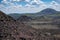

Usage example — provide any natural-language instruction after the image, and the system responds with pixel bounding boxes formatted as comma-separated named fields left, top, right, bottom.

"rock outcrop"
left=17, top=15, right=32, bottom=22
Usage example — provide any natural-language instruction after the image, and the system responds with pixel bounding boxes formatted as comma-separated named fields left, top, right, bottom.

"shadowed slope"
left=0, top=11, right=15, bottom=21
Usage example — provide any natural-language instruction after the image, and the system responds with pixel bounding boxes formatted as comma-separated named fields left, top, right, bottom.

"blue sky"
left=41, top=0, right=60, bottom=3
left=0, top=0, right=60, bottom=3
left=41, top=0, right=53, bottom=3
left=0, top=0, right=60, bottom=5
left=0, top=0, right=60, bottom=14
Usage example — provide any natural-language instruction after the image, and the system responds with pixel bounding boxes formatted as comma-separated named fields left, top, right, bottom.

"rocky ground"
left=0, top=11, right=60, bottom=40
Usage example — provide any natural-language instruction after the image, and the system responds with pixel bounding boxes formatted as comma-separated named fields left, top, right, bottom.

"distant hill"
left=36, top=8, right=59, bottom=16
left=8, top=13, right=22, bottom=20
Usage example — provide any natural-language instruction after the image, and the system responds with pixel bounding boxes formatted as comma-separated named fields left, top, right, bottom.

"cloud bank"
left=0, top=0, right=60, bottom=14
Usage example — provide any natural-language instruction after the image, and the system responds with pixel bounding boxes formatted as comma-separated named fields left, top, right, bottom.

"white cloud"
left=49, top=1, right=60, bottom=11
left=0, top=4, right=7, bottom=13
left=25, top=0, right=31, bottom=2
left=30, top=0, right=45, bottom=5
left=29, top=0, right=47, bottom=8
left=3, top=0, right=7, bottom=2
left=17, top=0, right=21, bottom=1
left=2, top=0, right=8, bottom=3
left=1, top=0, right=12, bottom=6
left=0, top=0, right=47, bottom=14
left=50, top=1, right=59, bottom=5
left=9, top=0, right=21, bottom=2
left=24, top=4, right=31, bottom=7
left=13, top=0, right=17, bottom=1
left=12, top=0, right=21, bottom=1
left=55, top=0, right=60, bottom=2
left=0, top=4, right=47, bottom=14
left=30, top=0, right=40, bottom=5
left=0, top=0, right=60, bottom=14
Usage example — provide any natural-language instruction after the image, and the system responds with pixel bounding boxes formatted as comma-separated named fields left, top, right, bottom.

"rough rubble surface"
left=0, top=11, right=60, bottom=40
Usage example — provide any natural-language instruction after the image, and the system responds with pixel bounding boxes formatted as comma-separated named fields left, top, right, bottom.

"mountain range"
left=8, top=8, right=60, bottom=19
